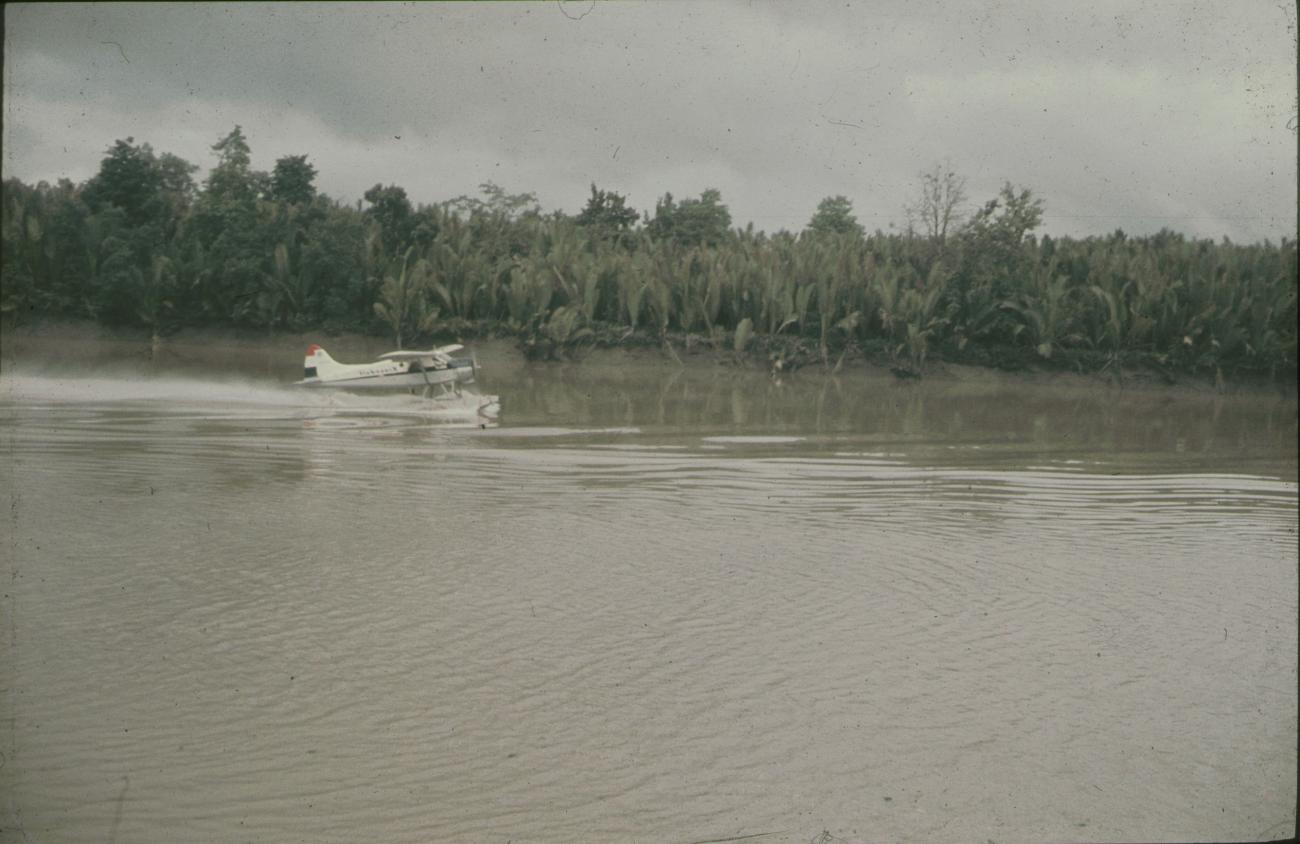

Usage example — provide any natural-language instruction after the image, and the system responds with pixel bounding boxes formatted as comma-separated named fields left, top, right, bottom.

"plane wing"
left=377, top=344, right=464, bottom=362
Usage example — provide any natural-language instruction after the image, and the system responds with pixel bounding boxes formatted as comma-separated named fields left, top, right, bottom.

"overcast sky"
left=4, top=1, right=1296, bottom=241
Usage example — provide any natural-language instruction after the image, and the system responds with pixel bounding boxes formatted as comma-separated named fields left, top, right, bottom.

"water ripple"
left=2, top=375, right=1295, bottom=843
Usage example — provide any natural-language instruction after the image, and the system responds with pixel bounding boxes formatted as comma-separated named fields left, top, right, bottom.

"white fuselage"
left=295, top=345, right=475, bottom=390
left=296, top=361, right=472, bottom=389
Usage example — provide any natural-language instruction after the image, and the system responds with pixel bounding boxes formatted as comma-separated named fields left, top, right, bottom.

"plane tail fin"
left=303, top=344, right=338, bottom=378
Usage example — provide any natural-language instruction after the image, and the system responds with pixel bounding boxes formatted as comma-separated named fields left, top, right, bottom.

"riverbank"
left=1, top=318, right=1295, bottom=401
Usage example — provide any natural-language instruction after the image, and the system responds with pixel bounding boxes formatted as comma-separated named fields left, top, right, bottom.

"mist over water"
left=1, top=339, right=1296, bottom=843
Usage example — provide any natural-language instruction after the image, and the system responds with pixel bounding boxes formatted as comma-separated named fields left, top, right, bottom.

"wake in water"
left=0, top=371, right=500, bottom=426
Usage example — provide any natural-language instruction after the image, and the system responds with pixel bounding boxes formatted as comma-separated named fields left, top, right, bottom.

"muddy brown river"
left=1, top=335, right=1296, bottom=843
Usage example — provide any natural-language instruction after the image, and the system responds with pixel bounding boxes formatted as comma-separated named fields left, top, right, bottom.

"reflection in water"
left=1, top=357, right=1296, bottom=844
left=489, top=363, right=1296, bottom=478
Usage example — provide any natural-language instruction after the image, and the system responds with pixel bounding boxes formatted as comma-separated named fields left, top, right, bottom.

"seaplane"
left=294, top=344, right=498, bottom=417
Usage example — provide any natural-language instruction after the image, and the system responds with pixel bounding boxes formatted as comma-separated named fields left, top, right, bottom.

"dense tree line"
left=2, top=128, right=1295, bottom=378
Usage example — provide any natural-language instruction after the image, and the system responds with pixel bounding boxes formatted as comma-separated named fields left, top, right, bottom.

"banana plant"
left=255, top=241, right=315, bottom=330
left=876, top=261, right=949, bottom=372
left=372, top=246, right=439, bottom=348
left=811, top=236, right=862, bottom=362
left=1000, top=258, right=1081, bottom=359
left=519, top=303, right=593, bottom=361
left=543, top=304, right=592, bottom=348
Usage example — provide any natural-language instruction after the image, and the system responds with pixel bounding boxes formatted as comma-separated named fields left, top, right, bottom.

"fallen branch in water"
left=687, top=831, right=787, bottom=844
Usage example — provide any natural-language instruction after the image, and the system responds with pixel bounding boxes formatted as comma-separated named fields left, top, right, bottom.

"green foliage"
left=575, top=183, right=639, bottom=237
left=807, top=196, right=864, bottom=238
left=372, top=246, right=439, bottom=348
left=80, top=139, right=198, bottom=245
left=82, top=138, right=162, bottom=226
left=999, top=259, right=1080, bottom=359
left=964, top=182, right=1044, bottom=248
left=449, top=182, right=540, bottom=221
left=647, top=189, right=732, bottom=247
left=2, top=131, right=1294, bottom=382
left=205, top=126, right=266, bottom=204
left=255, top=241, right=315, bottom=331
left=270, top=155, right=318, bottom=205
left=363, top=184, right=414, bottom=258
left=518, top=304, right=593, bottom=360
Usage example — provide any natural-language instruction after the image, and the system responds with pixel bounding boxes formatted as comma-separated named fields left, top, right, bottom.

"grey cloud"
left=3, top=0, right=1295, bottom=240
